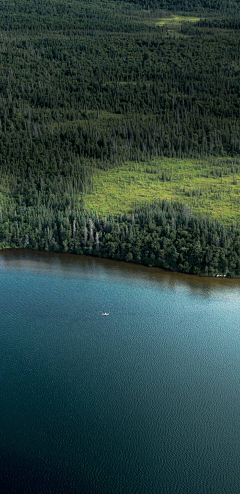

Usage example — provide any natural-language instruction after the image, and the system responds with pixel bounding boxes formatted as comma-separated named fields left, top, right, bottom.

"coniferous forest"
left=0, top=0, right=240, bottom=276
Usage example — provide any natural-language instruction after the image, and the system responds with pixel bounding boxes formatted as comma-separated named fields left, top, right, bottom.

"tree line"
left=1, top=190, right=240, bottom=276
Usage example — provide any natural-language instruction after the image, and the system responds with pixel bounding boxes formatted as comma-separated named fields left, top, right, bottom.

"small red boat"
left=102, top=312, right=109, bottom=316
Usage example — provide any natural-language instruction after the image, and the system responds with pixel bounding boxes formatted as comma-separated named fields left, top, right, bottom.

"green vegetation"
left=85, top=158, right=240, bottom=223
left=117, top=0, right=239, bottom=14
left=156, top=15, right=201, bottom=28
left=0, top=0, right=240, bottom=275
left=1, top=194, right=240, bottom=277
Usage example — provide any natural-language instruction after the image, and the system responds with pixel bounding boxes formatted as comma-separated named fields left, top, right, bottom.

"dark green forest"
left=116, top=0, right=239, bottom=12
left=0, top=0, right=240, bottom=276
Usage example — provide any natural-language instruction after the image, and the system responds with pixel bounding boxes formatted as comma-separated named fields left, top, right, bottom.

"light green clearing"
left=84, top=158, right=240, bottom=224
left=156, top=15, right=200, bottom=28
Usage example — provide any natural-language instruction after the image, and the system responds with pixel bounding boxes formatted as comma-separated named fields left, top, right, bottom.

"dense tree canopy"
left=0, top=0, right=240, bottom=275
left=115, top=0, right=239, bottom=13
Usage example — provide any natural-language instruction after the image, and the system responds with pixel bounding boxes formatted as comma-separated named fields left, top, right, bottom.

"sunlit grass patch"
left=156, top=15, right=200, bottom=28
left=84, top=157, right=240, bottom=224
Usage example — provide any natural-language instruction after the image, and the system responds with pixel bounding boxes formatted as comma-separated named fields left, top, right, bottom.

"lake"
left=0, top=249, right=240, bottom=494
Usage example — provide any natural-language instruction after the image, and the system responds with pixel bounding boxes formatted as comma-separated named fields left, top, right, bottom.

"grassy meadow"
left=84, top=157, right=240, bottom=223
left=156, top=15, right=201, bottom=28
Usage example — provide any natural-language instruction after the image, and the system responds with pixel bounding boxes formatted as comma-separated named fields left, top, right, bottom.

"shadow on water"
left=0, top=248, right=240, bottom=297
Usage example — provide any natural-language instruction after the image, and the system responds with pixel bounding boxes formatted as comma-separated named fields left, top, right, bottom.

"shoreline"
left=0, top=247, right=239, bottom=285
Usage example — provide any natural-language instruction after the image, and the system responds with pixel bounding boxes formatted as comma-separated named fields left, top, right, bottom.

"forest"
left=0, top=0, right=240, bottom=276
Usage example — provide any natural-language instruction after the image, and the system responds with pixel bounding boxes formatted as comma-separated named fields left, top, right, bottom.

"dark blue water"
left=0, top=250, right=240, bottom=494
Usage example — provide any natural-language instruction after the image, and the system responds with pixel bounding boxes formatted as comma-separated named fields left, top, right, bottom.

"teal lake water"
left=1, top=249, right=240, bottom=494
